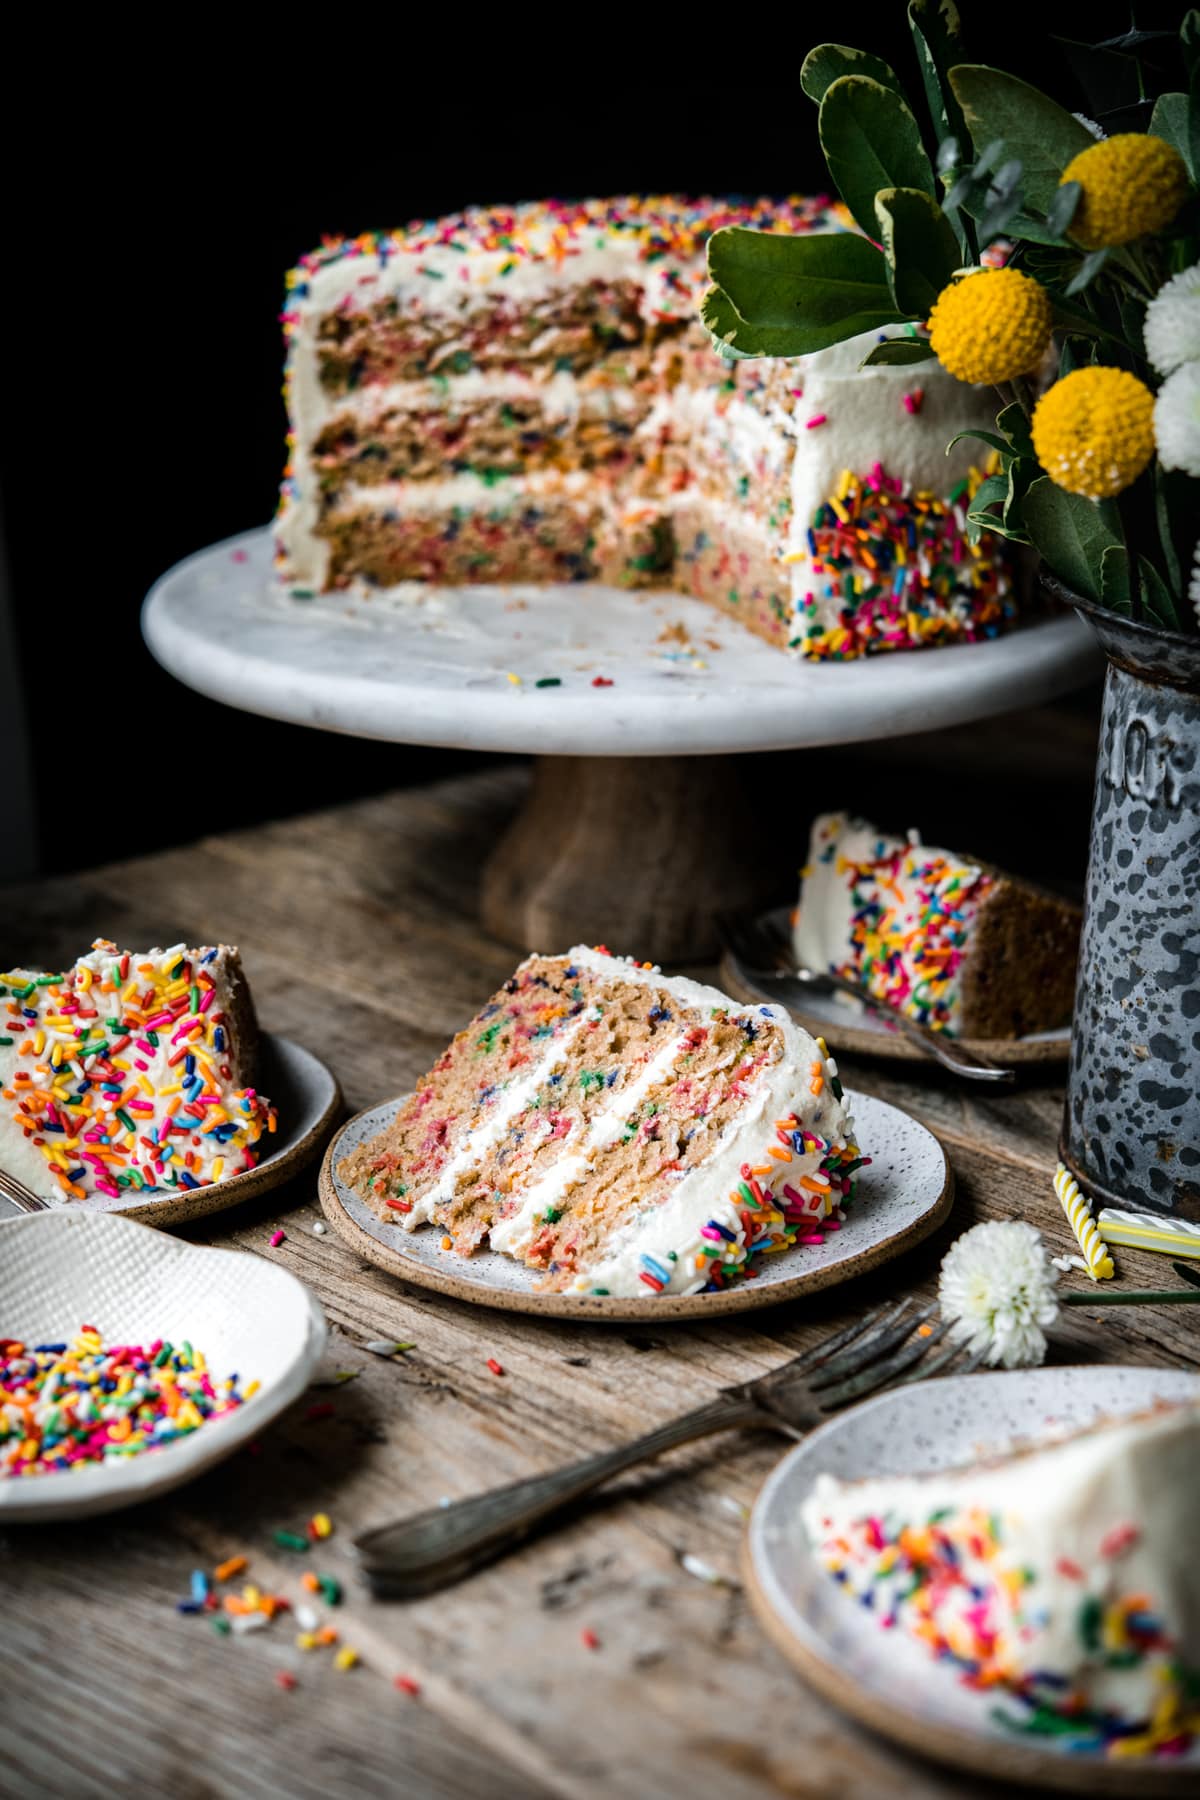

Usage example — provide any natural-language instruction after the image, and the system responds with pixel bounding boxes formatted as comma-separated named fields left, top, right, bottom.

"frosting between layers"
left=421, top=947, right=856, bottom=1298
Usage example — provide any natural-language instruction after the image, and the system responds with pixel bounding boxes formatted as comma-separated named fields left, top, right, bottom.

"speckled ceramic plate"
left=0, top=1211, right=326, bottom=1521
left=746, top=1365, right=1200, bottom=1796
left=317, top=1088, right=952, bottom=1321
left=721, top=907, right=1072, bottom=1068
left=0, top=1034, right=342, bottom=1227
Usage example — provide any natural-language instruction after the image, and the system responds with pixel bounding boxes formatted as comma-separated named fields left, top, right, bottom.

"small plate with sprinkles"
left=0, top=1210, right=326, bottom=1520
left=318, top=1087, right=953, bottom=1322
left=745, top=1365, right=1200, bottom=1796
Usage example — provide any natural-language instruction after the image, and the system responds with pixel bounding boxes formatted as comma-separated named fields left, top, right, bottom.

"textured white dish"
left=142, top=527, right=1099, bottom=758
left=0, top=1212, right=326, bottom=1520
left=747, top=1365, right=1200, bottom=1794
left=0, top=1032, right=341, bottom=1223
left=319, top=1088, right=952, bottom=1321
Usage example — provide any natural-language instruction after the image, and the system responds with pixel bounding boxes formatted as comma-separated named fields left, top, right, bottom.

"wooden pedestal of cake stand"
left=480, top=754, right=780, bottom=962
left=141, top=527, right=1101, bottom=966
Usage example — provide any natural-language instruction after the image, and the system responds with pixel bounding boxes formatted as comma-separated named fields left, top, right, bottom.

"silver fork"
left=0, top=1169, right=48, bottom=1213
left=716, top=909, right=1015, bottom=1085
left=353, top=1298, right=983, bottom=1598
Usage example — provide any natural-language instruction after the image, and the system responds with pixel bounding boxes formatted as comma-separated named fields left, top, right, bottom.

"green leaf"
left=1064, top=249, right=1110, bottom=297
left=996, top=401, right=1035, bottom=459
left=819, top=75, right=936, bottom=239
left=703, top=230, right=904, bottom=357
left=909, top=1, right=969, bottom=146
left=1183, top=11, right=1200, bottom=81
left=1022, top=476, right=1123, bottom=601
left=965, top=472, right=1008, bottom=544
left=1100, top=544, right=1133, bottom=615
left=859, top=336, right=937, bottom=365
left=1155, top=464, right=1193, bottom=597
left=946, top=428, right=1014, bottom=459
left=1150, top=92, right=1196, bottom=182
left=873, top=187, right=960, bottom=314
left=1138, top=556, right=1182, bottom=630
left=948, top=66, right=1096, bottom=214
left=801, top=44, right=905, bottom=105
left=1045, top=181, right=1081, bottom=239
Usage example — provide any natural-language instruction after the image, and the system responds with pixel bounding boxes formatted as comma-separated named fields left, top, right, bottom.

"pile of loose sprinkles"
left=0, top=1329, right=253, bottom=1477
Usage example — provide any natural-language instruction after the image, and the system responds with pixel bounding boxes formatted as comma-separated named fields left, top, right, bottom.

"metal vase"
left=1051, top=578, right=1200, bottom=1219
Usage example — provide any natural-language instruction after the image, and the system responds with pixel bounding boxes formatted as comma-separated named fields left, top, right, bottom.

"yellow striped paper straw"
left=1098, top=1208, right=1200, bottom=1259
left=1054, top=1162, right=1115, bottom=1281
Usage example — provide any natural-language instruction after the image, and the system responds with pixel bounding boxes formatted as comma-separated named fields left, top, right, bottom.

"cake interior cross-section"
left=277, top=197, right=1018, bottom=661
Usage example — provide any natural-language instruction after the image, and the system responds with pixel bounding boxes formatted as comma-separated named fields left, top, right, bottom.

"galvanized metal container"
left=1051, top=579, right=1200, bottom=1218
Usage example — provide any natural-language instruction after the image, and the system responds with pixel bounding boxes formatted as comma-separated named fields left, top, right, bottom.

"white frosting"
left=409, top=946, right=854, bottom=1298
left=793, top=811, right=990, bottom=1034
left=801, top=1401, right=1200, bottom=1727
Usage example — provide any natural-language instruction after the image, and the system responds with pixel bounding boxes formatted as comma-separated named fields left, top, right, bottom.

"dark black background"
left=1, top=4, right=1178, bottom=876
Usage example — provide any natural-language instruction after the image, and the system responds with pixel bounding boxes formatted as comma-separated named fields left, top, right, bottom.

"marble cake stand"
left=142, top=526, right=1099, bottom=960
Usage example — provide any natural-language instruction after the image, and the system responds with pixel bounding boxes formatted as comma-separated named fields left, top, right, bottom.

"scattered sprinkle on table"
left=680, top=1553, right=726, bottom=1585
left=276, top=1671, right=297, bottom=1691
left=534, top=677, right=561, bottom=688
left=309, top=1511, right=333, bottom=1539
left=486, top=1357, right=505, bottom=1377
left=273, top=1530, right=309, bottom=1553
left=0, top=1329, right=250, bottom=1477
left=581, top=1628, right=601, bottom=1651
left=269, top=1229, right=286, bottom=1247
left=305, top=1401, right=335, bottom=1421
left=395, top=1675, right=421, bottom=1697
left=311, top=1222, right=327, bottom=1235
left=364, top=1340, right=413, bottom=1357
left=591, top=676, right=614, bottom=687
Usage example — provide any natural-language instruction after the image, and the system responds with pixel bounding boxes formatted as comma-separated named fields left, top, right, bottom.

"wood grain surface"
left=5, top=713, right=1198, bottom=1800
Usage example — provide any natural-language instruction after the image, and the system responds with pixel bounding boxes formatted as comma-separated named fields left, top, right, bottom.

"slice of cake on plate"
left=793, top=812, right=1081, bottom=1038
left=338, top=946, right=862, bottom=1297
left=802, top=1399, right=1200, bottom=1756
left=276, top=196, right=1016, bottom=660
left=0, top=941, right=275, bottom=1202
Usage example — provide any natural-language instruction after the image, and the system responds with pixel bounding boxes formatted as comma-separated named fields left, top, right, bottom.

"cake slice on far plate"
left=802, top=1398, right=1200, bottom=1757
left=793, top=811, right=1081, bottom=1039
left=338, top=946, right=863, bottom=1298
left=0, top=941, right=275, bottom=1202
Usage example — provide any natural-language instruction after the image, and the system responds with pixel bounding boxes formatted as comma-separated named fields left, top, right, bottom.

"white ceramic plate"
left=746, top=1365, right=1200, bottom=1795
left=0, top=1211, right=326, bottom=1520
left=0, top=1032, right=342, bottom=1225
left=318, top=1088, right=953, bottom=1321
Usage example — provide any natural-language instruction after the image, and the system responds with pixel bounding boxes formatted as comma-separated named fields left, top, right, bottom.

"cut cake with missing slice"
left=338, top=946, right=862, bottom=1297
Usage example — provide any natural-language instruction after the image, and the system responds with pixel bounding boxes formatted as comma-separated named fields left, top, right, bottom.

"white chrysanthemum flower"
left=1144, top=263, right=1200, bottom=377
left=938, top=1220, right=1059, bottom=1368
left=1154, top=362, right=1200, bottom=476
left=1071, top=112, right=1105, bottom=140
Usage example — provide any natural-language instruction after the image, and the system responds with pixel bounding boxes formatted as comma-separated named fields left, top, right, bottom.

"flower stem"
left=1061, top=1289, right=1200, bottom=1306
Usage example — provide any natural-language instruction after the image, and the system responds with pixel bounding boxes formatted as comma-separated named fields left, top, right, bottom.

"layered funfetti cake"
left=0, top=941, right=275, bottom=1201
left=794, top=812, right=1080, bottom=1038
left=277, top=197, right=1016, bottom=661
left=802, top=1400, right=1200, bottom=1758
left=338, top=947, right=863, bottom=1297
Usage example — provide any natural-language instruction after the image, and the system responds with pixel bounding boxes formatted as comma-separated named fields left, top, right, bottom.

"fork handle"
left=353, top=1391, right=762, bottom=1597
left=800, top=968, right=1015, bottom=1084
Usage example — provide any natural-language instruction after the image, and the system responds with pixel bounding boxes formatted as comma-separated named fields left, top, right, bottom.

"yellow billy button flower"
left=1060, top=134, right=1190, bottom=249
left=927, top=268, right=1053, bottom=385
left=1031, top=367, right=1156, bottom=500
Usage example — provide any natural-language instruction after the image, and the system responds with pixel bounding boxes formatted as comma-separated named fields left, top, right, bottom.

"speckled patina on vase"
left=1054, top=582, right=1200, bottom=1218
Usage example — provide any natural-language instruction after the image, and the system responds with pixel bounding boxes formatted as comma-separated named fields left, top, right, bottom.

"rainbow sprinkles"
left=0, top=941, right=274, bottom=1203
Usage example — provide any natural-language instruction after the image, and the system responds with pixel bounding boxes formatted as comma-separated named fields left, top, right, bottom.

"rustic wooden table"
left=5, top=712, right=1198, bottom=1800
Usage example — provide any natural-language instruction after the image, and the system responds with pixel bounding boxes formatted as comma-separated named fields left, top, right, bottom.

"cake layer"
left=793, top=812, right=1080, bottom=1037
left=339, top=947, right=861, bottom=1297
left=802, top=1400, right=1200, bottom=1755
left=0, top=941, right=274, bottom=1202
